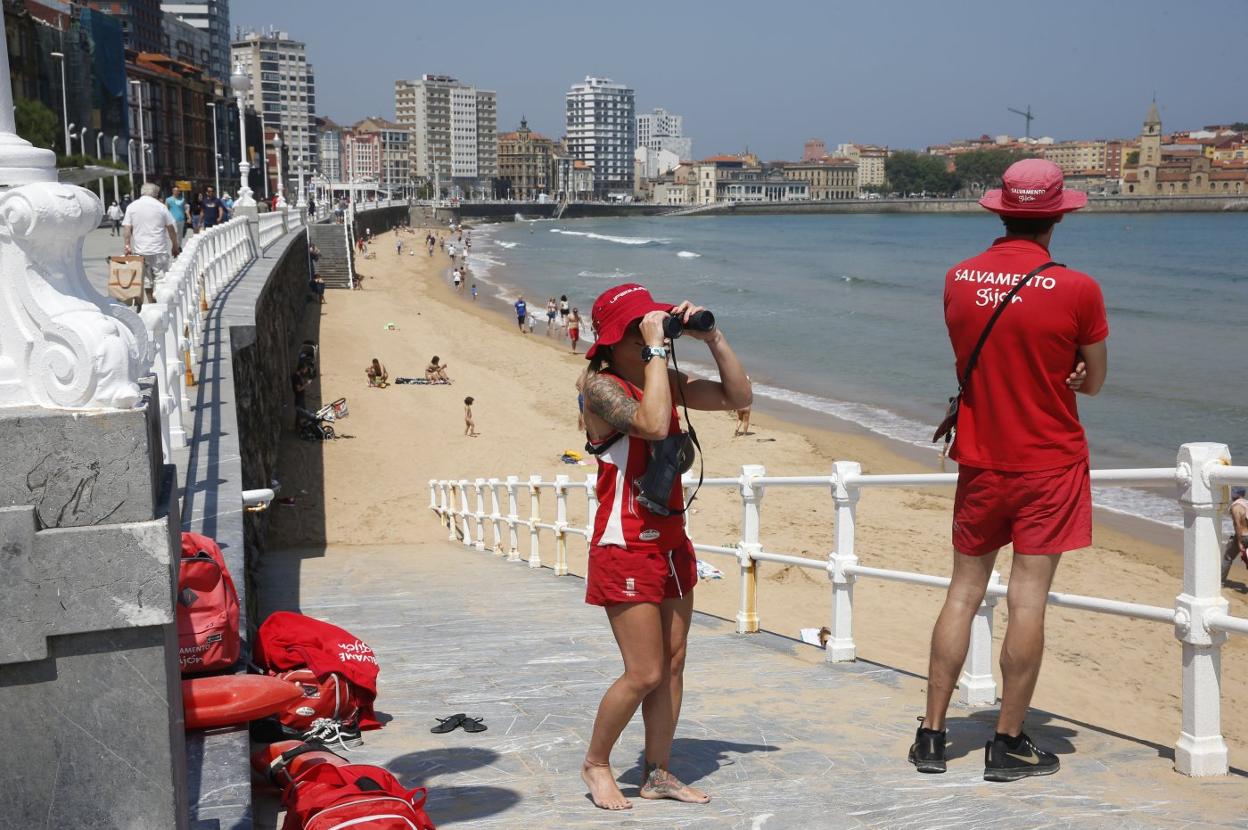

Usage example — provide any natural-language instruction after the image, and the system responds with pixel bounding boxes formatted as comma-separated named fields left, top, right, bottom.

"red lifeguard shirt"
left=944, top=237, right=1109, bottom=472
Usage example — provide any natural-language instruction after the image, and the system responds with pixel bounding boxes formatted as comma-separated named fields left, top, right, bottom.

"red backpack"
left=275, top=668, right=359, bottom=732
left=178, top=532, right=241, bottom=674
left=281, top=762, right=435, bottom=830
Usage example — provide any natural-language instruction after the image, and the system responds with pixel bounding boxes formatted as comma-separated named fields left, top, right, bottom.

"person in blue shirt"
left=165, top=186, right=187, bottom=241
left=198, top=186, right=223, bottom=228
left=514, top=295, right=528, bottom=333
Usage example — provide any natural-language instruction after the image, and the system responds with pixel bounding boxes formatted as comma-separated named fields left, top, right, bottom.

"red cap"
left=979, top=158, right=1087, bottom=217
left=585, top=283, right=671, bottom=360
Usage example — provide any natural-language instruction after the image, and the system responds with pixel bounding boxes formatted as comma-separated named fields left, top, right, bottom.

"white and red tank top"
left=588, top=373, right=687, bottom=553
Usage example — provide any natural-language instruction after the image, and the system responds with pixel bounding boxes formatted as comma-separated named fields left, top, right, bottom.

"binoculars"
left=662, top=309, right=716, bottom=340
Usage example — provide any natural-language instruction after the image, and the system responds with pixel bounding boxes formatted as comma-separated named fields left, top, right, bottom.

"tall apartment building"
left=161, top=12, right=211, bottom=71
left=635, top=106, right=692, bottom=178
left=315, top=116, right=342, bottom=181
left=231, top=29, right=317, bottom=181
left=566, top=77, right=636, bottom=197
left=161, top=1, right=229, bottom=81
left=84, top=0, right=165, bottom=53
left=835, top=143, right=888, bottom=192
left=394, top=75, right=498, bottom=197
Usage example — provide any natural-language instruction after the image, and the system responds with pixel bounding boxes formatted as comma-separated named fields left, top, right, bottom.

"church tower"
left=1138, top=100, right=1162, bottom=195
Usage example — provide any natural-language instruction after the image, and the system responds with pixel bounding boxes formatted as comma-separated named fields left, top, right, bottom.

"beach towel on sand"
left=395, top=377, right=451, bottom=385
left=255, top=611, right=382, bottom=729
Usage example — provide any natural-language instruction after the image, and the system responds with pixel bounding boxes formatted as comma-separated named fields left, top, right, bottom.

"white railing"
left=137, top=205, right=306, bottom=459
left=430, top=442, right=1248, bottom=778
left=343, top=202, right=356, bottom=289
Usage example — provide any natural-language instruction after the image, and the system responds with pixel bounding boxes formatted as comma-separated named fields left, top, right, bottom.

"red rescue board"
left=183, top=675, right=303, bottom=730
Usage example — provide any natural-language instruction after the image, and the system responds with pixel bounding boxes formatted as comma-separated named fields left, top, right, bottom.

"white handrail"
left=428, top=441, right=1248, bottom=778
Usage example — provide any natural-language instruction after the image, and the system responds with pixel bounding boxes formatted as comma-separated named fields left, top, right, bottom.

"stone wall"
left=354, top=205, right=411, bottom=238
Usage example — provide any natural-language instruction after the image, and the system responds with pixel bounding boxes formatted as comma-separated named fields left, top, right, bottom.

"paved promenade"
left=255, top=541, right=1246, bottom=829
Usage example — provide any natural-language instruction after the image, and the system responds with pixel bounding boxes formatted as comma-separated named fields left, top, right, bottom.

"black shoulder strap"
left=956, top=260, right=1061, bottom=393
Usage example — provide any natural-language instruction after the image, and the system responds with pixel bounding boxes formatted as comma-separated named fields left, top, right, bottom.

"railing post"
left=1174, top=442, right=1231, bottom=776
left=473, top=478, right=487, bottom=551
left=439, top=481, right=451, bottom=530
left=446, top=482, right=458, bottom=541
left=528, top=475, right=543, bottom=569
left=457, top=481, right=474, bottom=547
left=736, top=464, right=764, bottom=634
left=428, top=479, right=438, bottom=512
left=827, top=460, right=861, bottom=662
left=488, top=478, right=504, bottom=555
left=554, top=474, right=570, bottom=576
left=505, top=476, right=521, bottom=560
left=957, top=570, right=1000, bottom=706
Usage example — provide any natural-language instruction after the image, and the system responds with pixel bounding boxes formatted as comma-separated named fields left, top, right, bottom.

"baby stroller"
left=295, top=407, right=334, bottom=441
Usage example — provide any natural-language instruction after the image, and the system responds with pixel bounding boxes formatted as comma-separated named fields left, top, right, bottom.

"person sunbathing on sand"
left=426, top=356, right=450, bottom=383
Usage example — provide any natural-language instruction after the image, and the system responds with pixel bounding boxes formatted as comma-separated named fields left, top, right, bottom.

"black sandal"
left=430, top=713, right=466, bottom=734
left=460, top=717, right=488, bottom=733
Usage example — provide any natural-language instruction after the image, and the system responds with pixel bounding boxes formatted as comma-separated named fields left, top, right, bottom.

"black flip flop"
left=431, top=713, right=466, bottom=734
left=461, top=717, right=488, bottom=733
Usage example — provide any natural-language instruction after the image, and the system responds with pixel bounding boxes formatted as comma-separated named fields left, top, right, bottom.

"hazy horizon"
left=236, top=0, right=1247, bottom=159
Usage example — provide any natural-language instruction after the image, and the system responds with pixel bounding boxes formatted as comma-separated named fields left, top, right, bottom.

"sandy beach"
left=270, top=223, right=1248, bottom=755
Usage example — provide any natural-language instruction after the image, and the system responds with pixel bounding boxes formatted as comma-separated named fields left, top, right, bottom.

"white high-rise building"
left=394, top=75, right=498, bottom=198
left=637, top=107, right=681, bottom=149
left=566, top=77, right=636, bottom=197
left=231, top=29, right=318, bottom=181
left=636, top=106, right=692, bottom=178
left=162, top=0, right=230, bottom=81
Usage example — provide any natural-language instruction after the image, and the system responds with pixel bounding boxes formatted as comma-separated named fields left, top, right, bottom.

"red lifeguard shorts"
left=952, top=460, right=1092, bottom=556
left=586, top=539, right=697, bottom=606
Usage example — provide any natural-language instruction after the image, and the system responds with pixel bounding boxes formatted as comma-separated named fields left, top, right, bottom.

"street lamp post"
left=273, top=133, right=286, bottom=207
left=50, top=51, right=69, bottom=156
left=229, top=64, right=255, bottom=207
left=95, top=131, right=105, bottom=200
left=110, top=135, right=120, bottom=202
left=129, top=79, right=147, bottom=184
left=127, top=138, right=135, bottom=196
left=207, top=101, right=220, bottom=194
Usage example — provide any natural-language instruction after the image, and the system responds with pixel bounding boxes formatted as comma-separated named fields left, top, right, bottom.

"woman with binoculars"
left=578, top=283, right=752, bottom=811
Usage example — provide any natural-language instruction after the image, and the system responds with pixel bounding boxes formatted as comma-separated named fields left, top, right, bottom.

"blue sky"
left=237, top=0, right=1247, bottom=159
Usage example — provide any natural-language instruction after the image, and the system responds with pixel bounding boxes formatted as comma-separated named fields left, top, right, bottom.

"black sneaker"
left=908, top=719, right=947, bottom=774
left=984, top=731, right=1059, bottom=782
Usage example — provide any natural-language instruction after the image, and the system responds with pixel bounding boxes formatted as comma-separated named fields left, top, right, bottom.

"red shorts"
left=585, top=539, right=697, bottom=606
left=952, top=460, right=1092, bottom=556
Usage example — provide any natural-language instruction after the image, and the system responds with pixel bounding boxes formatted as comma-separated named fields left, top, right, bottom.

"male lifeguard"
left=910, top=159, right=1109, bottom=781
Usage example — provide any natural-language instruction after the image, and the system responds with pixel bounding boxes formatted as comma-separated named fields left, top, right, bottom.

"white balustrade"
left=429, top=441, right=1248, bottom=778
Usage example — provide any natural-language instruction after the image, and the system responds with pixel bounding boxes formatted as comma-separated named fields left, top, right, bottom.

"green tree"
left=885, top=151, right=960, bottom=196
left=15, top=98, right=58, bottom=151
left=954, top=148, right=1038, bottom=191
left=1126, top=150, right=1139, bottom=165
left=1230, top=122, right=1248, bottom=132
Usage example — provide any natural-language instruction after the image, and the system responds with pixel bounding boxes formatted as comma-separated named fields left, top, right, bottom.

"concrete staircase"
left=308, top=222, right=353, bottom=289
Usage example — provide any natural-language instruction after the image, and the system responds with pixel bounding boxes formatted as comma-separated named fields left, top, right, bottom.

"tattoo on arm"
left=583, top=373, right=637, bottom=434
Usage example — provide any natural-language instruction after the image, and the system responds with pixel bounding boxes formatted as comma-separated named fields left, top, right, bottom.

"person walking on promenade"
left=199, top=186, right=223, bottom=229
left=165, top=185, right=188, bottom=242
left=123, top=182, right=181, bottom=306
left=514, top=295, right=528, bottom=333
left=910, top=159, right=1108, bottom=782
left=1221, top=487, right=1248, bottom=583
left=107, top=201, right=124, bottom=235
left=578, top=283, right=752, bottom=810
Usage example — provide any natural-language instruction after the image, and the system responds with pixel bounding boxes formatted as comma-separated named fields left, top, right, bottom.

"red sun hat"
left=585, top=283, right=672, bottom=360
left=979, top=158, right=1087, bottom=217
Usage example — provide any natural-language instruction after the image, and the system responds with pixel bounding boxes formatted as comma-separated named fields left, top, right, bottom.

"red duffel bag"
left=177, top=532, right=241, bottom=674
left=281, top=762, right=435, bottom=830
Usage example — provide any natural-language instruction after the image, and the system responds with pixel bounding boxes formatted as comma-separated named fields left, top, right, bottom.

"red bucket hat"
left=979, top=158, right=1087, bottom=217
left=585, top=283, right=672, bottom=360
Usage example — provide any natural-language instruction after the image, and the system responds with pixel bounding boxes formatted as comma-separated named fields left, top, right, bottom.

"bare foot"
left=639, top=768, right=710, bottom=804
left=581, top=761, right=631, bottom=810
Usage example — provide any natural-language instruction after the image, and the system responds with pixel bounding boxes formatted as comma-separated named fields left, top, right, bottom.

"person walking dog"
left=911, top=159, right=1108, bottom=782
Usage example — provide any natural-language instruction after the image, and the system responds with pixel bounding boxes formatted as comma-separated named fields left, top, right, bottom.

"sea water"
left=463, top=211, right=1248, bottom=527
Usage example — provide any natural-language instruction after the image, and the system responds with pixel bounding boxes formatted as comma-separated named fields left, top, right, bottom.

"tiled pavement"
left=255, top=541, right=1246, bottom=829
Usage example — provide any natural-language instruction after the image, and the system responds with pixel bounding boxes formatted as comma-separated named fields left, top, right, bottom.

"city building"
left=566, top=76, right=636, bottom=197
left=835, top=143, right=888, bottom=192
left=692, top=155, right=809, bottom=203
left=84, top=0, right=164, bottom=54
left=231, top=28, right=318, bottom=187
left=634, top=146, right=682, bottom=181
left=160, top=1, right=230, bottom=82
left=351, top=116, right=410, bottom=195
left=1040, top=140, right=1108, bottom=176
left=497, top=117, right=560, bottom=200
left=161, top=11, right=210, bottom=71
left=782, top=158, right=858, bottom=200
left=803, top=139, right=826, bottom=161
left=315, top=115, right=342, bottom=181
left=1124, top=102, right=1247, bottom=196
left=128, top=51, right=215, bottom=189
left=636, top=106, right=691, bottom=176
left=394, top=74, right=498, bottom=198
left=343, top=130, right=379, bottom=185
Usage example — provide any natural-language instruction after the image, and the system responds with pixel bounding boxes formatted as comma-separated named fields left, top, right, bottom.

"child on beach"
left=568, top=307, right=581, bottom=353
left=463, top=396, right=478, bottom=437
left=471, top=283, right=478, bottom=301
